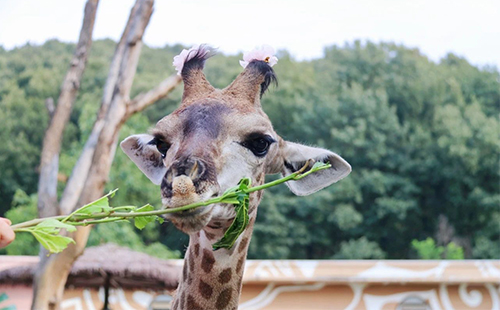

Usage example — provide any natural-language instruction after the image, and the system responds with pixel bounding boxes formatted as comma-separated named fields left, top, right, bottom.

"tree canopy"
left=0, top=40, right=498, bottom=259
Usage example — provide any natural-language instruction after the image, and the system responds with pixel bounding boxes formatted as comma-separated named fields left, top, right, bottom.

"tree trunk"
left=33, top=0, right=99, bottom=308
left=32, top=0, right=181, bottom=309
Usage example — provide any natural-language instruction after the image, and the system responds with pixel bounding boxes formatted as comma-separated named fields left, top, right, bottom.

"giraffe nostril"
left=170, top=158, right=207, bottom=182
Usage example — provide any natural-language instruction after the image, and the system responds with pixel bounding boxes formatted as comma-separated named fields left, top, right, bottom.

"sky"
left=0, top=0, right=499, bottom=68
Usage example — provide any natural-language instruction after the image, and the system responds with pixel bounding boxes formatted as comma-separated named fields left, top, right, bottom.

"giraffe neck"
left=172, top=219, right=255, bottom=310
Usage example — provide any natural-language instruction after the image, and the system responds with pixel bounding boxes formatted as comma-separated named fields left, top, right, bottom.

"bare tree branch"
left=76, top=0, right=154, bottom=203
left=31, top=1, right=99, bottom=309
left=59, top=0, right=141, bottom=215
left=36, top=0, right=99, bottom=220
left=126, top=74, right=181, bottom=116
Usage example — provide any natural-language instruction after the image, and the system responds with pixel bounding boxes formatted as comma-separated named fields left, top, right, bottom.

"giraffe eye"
left=149, top=138, right=170, bottom=159
left=241, top=134, right=275, bottom=157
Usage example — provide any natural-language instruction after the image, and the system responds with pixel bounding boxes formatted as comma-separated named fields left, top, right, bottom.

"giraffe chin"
left=165, top=205, right=214, bottom=234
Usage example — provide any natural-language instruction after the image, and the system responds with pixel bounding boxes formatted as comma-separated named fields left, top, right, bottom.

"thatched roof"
left=0, top=243, right=181, bottom=290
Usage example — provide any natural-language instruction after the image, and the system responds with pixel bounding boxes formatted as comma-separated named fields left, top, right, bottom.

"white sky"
left=0, top=0, right=499, bottom=68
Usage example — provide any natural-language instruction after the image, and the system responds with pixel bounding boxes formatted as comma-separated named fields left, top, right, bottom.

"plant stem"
left=11, top=215, right=68, bottom=230
left=11, top=162, right=331, bottom=231
left=66, top=217, right=128, bottom=226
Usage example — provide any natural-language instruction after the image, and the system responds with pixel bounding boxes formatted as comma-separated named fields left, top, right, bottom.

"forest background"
left=0, top=39, right=498, bottom=260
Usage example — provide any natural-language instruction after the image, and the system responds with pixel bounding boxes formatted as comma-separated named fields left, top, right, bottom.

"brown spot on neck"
left=215, top=288, right=232, bottom=309
left=198, top=280, right=213, bottom=299
left=236, top=256, right=245, bottom=274
left=187, top=294, right=203, bottom=310
left=218, top=268, right=232, bottom=284
left=201, top=249, right=216, bottom=273
left=238, top=237, right=249, bottom=253
left=188, top=253, right=195, bottom=271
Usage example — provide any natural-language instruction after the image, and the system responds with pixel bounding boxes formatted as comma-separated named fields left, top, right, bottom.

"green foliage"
left=13, top=189, right=173, bottom=254
left=253, top=41, right=499, bottom=259
left=411, top=238, right=464, bottom=259
left=445, top=242, right=465, bottom=260
left=20, top=219, right=76, bottom=254
left=330, top=204, right=363, bottom=231
left=133, top=205, right=164, bottom=230
left=213, top=178, right=251, bottom=250
left=3, top=190, right=38, bottom=255
left=333, top=237, right=386, bottom=259
left=411, top=238, right=444, bottom=259
left=4, top=189, right=176, bottom=257
left=472, top=235, right=500, bottom=259
left=1, top=39, right=498, bottom=259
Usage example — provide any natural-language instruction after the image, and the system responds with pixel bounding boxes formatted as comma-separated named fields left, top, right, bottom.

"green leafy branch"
left=11, top=161, right=330, bottom=253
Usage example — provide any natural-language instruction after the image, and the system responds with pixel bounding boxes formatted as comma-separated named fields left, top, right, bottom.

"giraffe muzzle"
left=160, top=157, right=220, bottom=233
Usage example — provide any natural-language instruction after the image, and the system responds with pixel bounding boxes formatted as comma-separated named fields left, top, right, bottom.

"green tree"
left=333, top=237, right=386, bottom=259
left=411, top=238, right=464, bottom=259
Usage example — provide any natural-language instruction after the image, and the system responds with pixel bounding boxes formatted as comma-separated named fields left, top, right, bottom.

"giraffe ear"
left=280, top=142, right=351, bottom=196
left=120, top=134, right=166, bottom=185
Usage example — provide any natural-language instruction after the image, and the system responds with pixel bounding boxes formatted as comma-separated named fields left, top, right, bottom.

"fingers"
left=0, top=218, right=15, bottom=248
left=0, top=218, right=12, bottom=225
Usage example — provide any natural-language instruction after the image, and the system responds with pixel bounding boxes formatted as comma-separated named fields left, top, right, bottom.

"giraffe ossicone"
left=239, top=44, right=278, bottom=68
left=173, top=45, right=214, bottom=76
left=120, top=45, right=351, bottom=309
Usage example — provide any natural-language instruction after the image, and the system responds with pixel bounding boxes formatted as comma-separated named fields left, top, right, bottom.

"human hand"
left=0, top=218, right=15, bottom=248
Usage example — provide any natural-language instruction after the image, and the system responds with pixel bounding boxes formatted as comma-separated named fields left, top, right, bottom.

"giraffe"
left=120, top=45, right=351, bottom=310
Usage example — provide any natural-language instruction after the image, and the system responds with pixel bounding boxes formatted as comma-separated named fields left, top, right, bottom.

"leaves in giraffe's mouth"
left=212, top=178, right=251, bottom=251
left=10, top=162, right=331, bottom=254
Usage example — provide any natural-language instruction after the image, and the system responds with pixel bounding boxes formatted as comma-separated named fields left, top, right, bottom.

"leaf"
left=36, top=218, right=77, bottom=232
left=0, top=293, right=8, bottom=303
left=133, top=205, right=157, bottom=230
left=238, top=177, right=251, bottom=190
left=213, top=192, right=250, bottom=250
left=29, top=229, right=75, bottom=253
left=311, top=161, right=328, bottom=170
left=220, top=178, right=252, bottom=205
left=133, top=204, right=163, bottom=229
left=70, top=189, right=118, bottom=216
left=294, top=161, right=331, bottom=180
left=18, top=219, right=78, bottom=253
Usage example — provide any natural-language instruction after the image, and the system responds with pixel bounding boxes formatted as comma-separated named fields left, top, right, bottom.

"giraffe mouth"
left=161, top=175, right=220, bottom=233
left=162, top=175, right=219, bottom=206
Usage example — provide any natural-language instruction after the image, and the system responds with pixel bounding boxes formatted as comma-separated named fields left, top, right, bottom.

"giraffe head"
left=121, top=45, right=351, bottom=235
